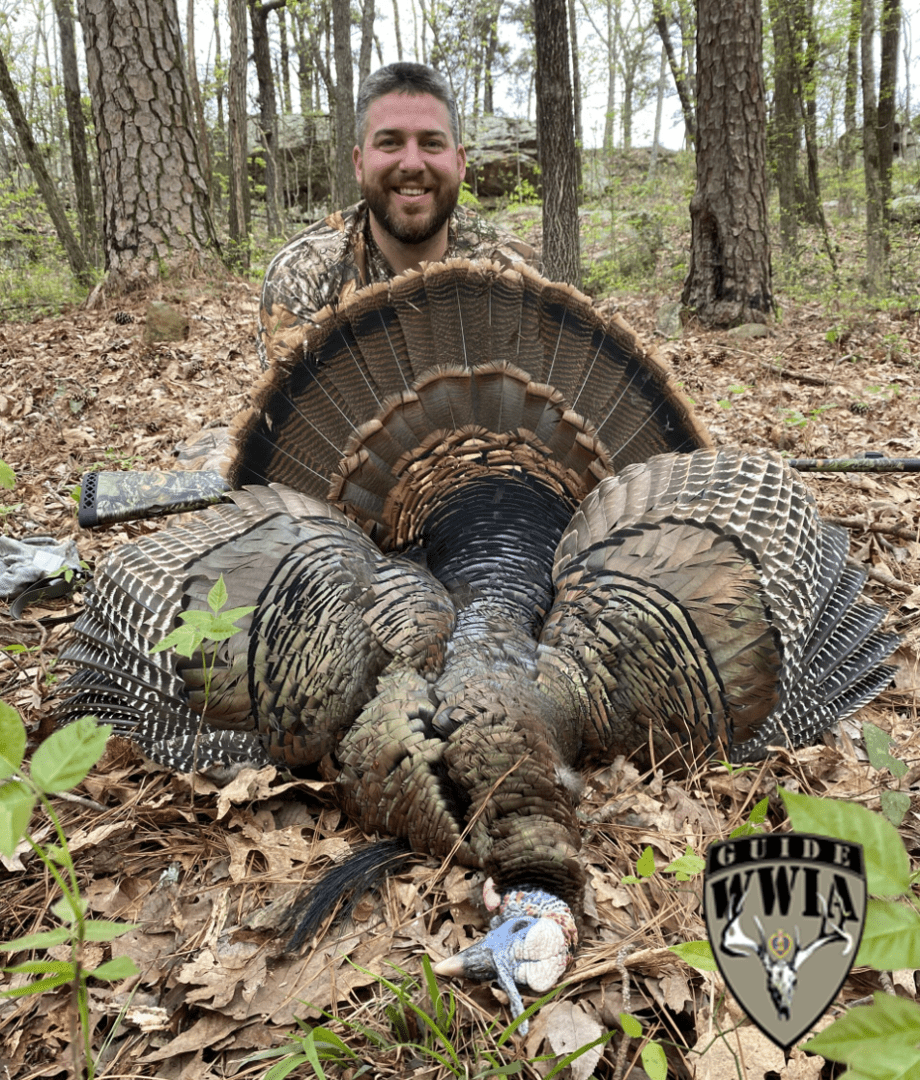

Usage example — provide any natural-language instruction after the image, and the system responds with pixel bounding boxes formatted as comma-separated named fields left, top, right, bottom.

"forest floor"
left=1, top=206, right=919, bottom=1080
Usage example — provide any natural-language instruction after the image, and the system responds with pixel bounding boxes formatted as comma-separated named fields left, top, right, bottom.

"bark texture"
left=228, top=0, right=251, bottom=269
left=53, top=0, right=98, bottom=261
left=682, top=0, right=773, bottom=326
left=78, top=0, right=220, bottom=285
left=533, top=0, right=580, bottom=286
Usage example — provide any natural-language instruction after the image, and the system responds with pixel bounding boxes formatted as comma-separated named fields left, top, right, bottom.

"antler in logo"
left=719, top=879, right=853, bottom=1021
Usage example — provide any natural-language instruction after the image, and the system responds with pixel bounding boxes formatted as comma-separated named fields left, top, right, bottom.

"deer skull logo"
left=704, top=834, right=866, bottom=1049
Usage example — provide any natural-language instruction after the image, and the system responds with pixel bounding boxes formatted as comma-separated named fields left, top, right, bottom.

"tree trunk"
left=358, top=0, right=375, bottom=89
left=860, top=0, right=898, bottom=295
left=567, top=0, right=583, bottom=196
left=77, top=0, right=220, bottom=286
left=653, top=0, right=695, bottom=145
left=278, top=5, right=293, bottom=113
left=289, top=4, right=314, bottom=112
left=332, top=0, right=359, bottom=205
left=213, top=1, right=225, bottom=130
left=533, top=0, right=580, bottom=285
left=839, top=0, right=860, bottom=216
left=52, top=0, right=98, bottom=263
left=392, top=0, right=404, bottom=61
left=228, top=0, right=251, bottom=269
left=647, top=44, right=667, bottom=182
left=682, top=0, right=772, bottom=325
left=877, top=0, right=899, bottom=223
left=769, top=1, right=799, bottom=253
left=798, top=0, right=822, bottom=222
left=186, top=0, right=213, bottom=208
left=0, top=42, right=93, bottom=288
left=482, top=0, right=502, bottom=114
left=249, top=0, right=285, bottom=234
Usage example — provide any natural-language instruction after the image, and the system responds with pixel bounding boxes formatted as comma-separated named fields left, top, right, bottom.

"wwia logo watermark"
left=704, top=834, right=866, bottom=1049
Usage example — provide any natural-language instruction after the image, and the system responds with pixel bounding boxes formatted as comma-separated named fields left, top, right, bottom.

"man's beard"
left=362, top=178, right=460, bottom=245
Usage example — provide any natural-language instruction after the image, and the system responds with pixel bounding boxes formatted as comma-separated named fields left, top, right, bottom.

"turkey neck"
left=419, top=472, right=575, bottom=635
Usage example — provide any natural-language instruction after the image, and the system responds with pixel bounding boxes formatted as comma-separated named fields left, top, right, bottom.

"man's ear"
left=455, top=144, right=467, bottom=178
left=353, top=145, right=363, bottom=182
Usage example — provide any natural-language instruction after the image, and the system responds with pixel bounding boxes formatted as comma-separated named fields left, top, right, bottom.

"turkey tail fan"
left=227, top=259, right=711, bottom=545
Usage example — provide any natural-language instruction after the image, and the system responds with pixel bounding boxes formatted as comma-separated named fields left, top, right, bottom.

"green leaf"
left=749, top=796, right=769, bottom=824
left=801, top=992, right=920, bottom=1077
left=4, top=959, right=75, bottom=977
left=669, top=940, right=717, bottom=971
left=89, top=956, right=139, bottom=981
left=0, top=460, right=14, bottom=489
left=0, top=927, right=71, bottom=951
left=620, top=874, right=641, bottom=885
left=213, top=605, right=257, bottom=626
left=31, top=717, right=110, bottom=794
left=52, top=895, right=87, bottom=925
left=856, top=900, right=920, bottom=969
left=1, top=971, right=76, bottom=996
left=641, top=1038, right=669, bottom=1080
left=664, top=847, right=705, bottom=880
left=730, top=795, right=771, bottom=836
left=0, top=701, right=25, bottom=777
left=81, top=919, right=140, bottom=942
left=208, top=574, right=228, bottom=614
left=863, top=722, right=908, bottom=779
left=880, top=790, right=910, bottom=828
left=779, top=788, right=909, bottom=897
left=309, top=1027, right=357, bottom=1060
left=151, top=620, right=205, bottom=659
left=0, top=781, right=36, bottom=857
left=635, top=845, right=656, bottom=877
left=619, top=1012, right=643, bottom=1037
left=174, top=609, right=221, bottom=630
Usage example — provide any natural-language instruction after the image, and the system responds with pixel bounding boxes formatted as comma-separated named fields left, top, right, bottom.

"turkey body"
left=56, top=260, right=898, bottom=1021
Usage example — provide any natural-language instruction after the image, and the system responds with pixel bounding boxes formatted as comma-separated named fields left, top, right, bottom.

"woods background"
left=0, top=0, right=917, bottom=320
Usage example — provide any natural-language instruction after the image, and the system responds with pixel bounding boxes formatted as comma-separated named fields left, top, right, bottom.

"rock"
left=145, top=301, right=190, bottom=343
left=656, top=301, right=684, bottom=339
left=726, top=322, right=770, bottom=340
left=462, top=116, right=540, bottom=199
left=891, top=195, right=920, bottom=225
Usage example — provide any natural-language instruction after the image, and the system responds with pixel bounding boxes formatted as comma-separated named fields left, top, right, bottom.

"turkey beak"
left=434, top=940, right=531, bottom=1033
left=433, top=917, right=542, bottom=1034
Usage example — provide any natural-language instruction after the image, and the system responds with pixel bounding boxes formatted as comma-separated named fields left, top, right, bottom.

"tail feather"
left=285, top=838, right=413, bottom=951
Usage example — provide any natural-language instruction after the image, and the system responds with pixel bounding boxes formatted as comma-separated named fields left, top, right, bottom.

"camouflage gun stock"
left=78, top=470, right=231, bottom=528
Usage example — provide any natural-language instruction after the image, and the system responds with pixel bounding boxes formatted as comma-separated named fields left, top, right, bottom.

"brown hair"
left=355, top=63, right=460, bottom=146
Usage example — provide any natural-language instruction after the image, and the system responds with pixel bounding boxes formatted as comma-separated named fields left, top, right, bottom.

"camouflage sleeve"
left=257, top=208, right=366, bottom=370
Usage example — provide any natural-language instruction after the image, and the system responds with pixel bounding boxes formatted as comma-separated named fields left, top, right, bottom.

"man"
left=257, top=62, right=539, bottom=371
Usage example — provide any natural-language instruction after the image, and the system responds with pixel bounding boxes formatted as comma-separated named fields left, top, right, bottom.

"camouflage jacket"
left=257, top=201, right=539, bottom=369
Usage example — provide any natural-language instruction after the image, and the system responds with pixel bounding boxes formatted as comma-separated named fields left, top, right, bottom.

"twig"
left=759, top=360, right=834, bottom=386
left=825, top=516, right=919, bottom=543
left=864, top=564, right=917, bottom=594
left=612, top=945, right=633, bottom=1080
left=53, top=790, right=109, bottom=813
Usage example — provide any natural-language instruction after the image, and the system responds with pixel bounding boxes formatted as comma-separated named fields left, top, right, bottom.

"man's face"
left=354, top=91, right=467, bottom=246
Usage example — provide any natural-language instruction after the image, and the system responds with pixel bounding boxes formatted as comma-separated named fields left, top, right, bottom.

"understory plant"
left=0, top=704, right=138, bottom=1080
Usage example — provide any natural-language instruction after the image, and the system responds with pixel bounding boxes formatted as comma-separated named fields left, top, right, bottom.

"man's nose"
left=399, top=138, right=424, bottom=171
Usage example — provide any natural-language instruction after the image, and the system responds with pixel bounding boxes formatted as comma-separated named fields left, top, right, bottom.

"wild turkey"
left=56, top=259, right=898, bottom=1029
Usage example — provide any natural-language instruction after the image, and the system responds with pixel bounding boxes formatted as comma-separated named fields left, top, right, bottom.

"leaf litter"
left=0, top=275, right=918, bottom=1079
